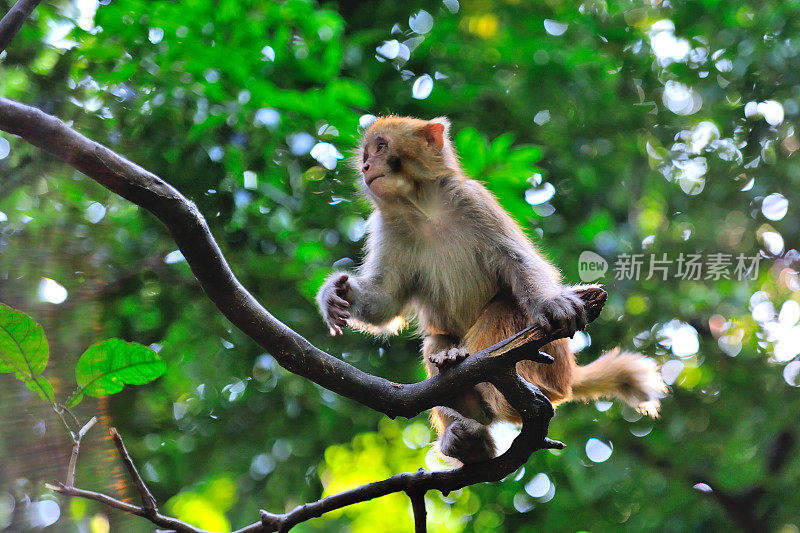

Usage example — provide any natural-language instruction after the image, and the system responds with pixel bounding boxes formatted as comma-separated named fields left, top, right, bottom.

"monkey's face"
left=359, top=134, right=414, bottom=200
left=357, top=117, right=450, bottom=202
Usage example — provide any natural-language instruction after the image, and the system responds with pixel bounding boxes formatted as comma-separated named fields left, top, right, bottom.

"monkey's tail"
left=571, top=349, right=668, bottom=417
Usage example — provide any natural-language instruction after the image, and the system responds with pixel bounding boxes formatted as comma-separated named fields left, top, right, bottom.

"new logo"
left=578, top=251, right=608, bottom=282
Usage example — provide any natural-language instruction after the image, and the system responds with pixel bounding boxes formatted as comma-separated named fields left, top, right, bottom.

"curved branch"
left=256, top=375, right=564, bottom=532
left=0, top=0, right=43, bottom=53
left=0, top=96, right=606, bottom=420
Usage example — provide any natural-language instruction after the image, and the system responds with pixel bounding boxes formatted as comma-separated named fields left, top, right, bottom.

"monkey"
left=317, top=116, right=667, bottom=464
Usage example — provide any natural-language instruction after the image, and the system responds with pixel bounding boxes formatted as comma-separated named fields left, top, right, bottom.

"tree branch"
left=66, top=416, right=96, bottom=487
left=0, top=0, right=42, bottom=53
left=408, top=491, right=427, bottom=533
left=48, top=482, right=206, bottom=533
left=109, top=427, right=158, bottom=515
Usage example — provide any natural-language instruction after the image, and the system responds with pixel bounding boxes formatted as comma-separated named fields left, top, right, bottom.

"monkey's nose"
left=362, top=162, right=370, bottom=173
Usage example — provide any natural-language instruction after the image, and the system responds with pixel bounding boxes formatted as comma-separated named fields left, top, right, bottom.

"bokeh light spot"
left=586, top=438, right=613, bottom=462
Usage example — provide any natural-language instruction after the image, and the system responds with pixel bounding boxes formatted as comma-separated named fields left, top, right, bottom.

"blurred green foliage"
left=1, top=0, right=800, bottom=531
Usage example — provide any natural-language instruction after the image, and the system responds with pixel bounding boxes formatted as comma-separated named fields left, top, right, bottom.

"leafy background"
left=1, top=0, right=799, bottom=531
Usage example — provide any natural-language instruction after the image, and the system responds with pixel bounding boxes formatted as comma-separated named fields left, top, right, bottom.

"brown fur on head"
left=354, top=116, right=460, bottom=202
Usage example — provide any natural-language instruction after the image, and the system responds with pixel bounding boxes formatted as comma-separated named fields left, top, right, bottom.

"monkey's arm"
left=462, top=180, right=592, bottom=333
left=316, top=272, right=405, bottom=335
left=317, top=224, right=409, bottom=337
left=317, top=216, right=408, bottom=336
left=493, top=232, right=593, bottom=334
left=347, top=273, right=407, bottom=331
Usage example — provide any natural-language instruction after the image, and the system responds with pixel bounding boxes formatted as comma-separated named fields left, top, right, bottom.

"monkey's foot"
left=428, top=347, right=469, bottom=369
left=439, top=418, right=496, bottom=464
left=535, top=285, right=596, bottom=335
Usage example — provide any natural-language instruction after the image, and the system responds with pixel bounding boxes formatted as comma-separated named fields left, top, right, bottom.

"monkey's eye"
left=376, top=141, right=388, bottom=152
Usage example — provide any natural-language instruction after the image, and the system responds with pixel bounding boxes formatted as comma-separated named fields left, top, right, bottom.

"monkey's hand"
left=532, top=285, right=596, bottom=335
left=439, top=418, right=496, bottom=464
left=318, top=273, right=352, bottom=336
left=428, top=346, right=469, bottom=370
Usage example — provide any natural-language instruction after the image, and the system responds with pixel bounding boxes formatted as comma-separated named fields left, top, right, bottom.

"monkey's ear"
left=422, top=122, right=446, bottom=152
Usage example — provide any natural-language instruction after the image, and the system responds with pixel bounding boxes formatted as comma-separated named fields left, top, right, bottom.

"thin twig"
left=78, top=416, right=97, bottom=438
left=52, top=403, right=81, bottom=436
left=47, top=482, right=206, bottom=533
left=0, top=0, right=43, bottom=53
left=65, top=417, right=96, bottom=487
left=60, top=404, right=82, bottom=429
left=110, top=427, right=158, bottom=514
left=65, top=440, right=80, bottom=487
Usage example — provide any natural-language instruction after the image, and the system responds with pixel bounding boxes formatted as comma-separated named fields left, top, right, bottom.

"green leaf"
left=73, top=339, right=166, bottom=401
left=65, top=389, right=84, bottom=409
left=25, top=375, right=55, bottom=402
left=0, top=303, right=49, bottom=380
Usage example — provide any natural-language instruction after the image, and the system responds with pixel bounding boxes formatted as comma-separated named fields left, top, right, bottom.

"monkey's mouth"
left=365, top=174, right=385, bottom=186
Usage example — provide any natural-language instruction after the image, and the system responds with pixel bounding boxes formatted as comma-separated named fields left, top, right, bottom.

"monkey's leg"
left=517, top=337, right=576, bottom=406
left=423, top=335, right=496, bottom=464
left=436, top=406, right=496, bottom=464
left=462, top=296, right=576, bottom=425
